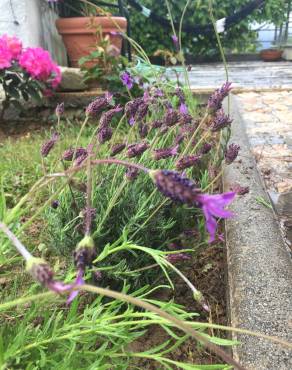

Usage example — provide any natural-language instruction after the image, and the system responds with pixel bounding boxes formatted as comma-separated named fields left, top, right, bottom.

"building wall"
left=0, top=0, right=67, bottom=65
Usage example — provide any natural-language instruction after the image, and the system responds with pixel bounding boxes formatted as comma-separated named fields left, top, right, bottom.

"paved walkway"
left=233, top=91, right=292, bottom=246
left=171, top=61, right=292, bottom=91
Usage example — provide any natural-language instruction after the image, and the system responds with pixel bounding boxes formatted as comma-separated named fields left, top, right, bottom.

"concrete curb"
left=223, top=95, right=292, bottom=369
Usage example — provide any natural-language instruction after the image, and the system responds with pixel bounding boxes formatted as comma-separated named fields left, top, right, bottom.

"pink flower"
left=0, top=40, right=12, bottom=69
left=19, top=47, right=61, bottom=88
left=2, top=34, right=22, bottom=59
left=0, top=38, right=13, bottom=69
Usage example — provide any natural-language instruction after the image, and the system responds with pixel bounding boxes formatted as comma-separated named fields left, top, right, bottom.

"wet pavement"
left=180, top=61, right=292, bottom=90
left=233, top=91, right=292, bottom=246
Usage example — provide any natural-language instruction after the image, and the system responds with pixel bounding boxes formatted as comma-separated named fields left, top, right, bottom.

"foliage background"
left=128, top=0, right=287, bottom=56
left=57, top=0, right=287, bottom=56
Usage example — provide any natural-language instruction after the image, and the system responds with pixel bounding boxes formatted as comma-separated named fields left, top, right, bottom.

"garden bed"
left=0, top=79, right=244, bottom=369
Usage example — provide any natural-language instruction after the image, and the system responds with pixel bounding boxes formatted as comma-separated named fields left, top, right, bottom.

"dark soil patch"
left=131, top=243, right=228, bottom=368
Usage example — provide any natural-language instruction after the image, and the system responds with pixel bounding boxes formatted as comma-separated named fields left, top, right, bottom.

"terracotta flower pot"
left=56, top=17, right=127, bottom=67
left=260, top=49, right=283, bottom=62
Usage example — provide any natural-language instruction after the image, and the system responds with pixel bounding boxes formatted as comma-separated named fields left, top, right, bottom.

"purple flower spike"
left=62, top=147, right=87, bottom=161
left=120, top=71, right=134, bottom=89
left=176, top=155, right=200, bottom=171
left=86, top=95, right=111, bottom=117
left=100, top=105, right=123, bottom=128
left=136, top=102, right=149, bottom=121
left=211, top=109, right=232, bottom=132
left=150, top=170, right=200, bottom=205
left=127, top=142, right=149, bottom=158
left=166, top=253, right=191, bottom=263
left=97, top=126, right=113, bottom=144
left=111, top=143, right=126, bottom=156
left=125, top=97, right=143, bottom=122
left=225, top=143, right=240, bottom=164
left=207, top=82, right=232, bottom=113
left=41, top=132, right=59, bottom=157
left=164, top=109, right=180, bottom=127
left=152, top=145, right=179, bottom=160
left=196, top=192, right=235, bottom=243
left=74, top=153, right=88, bottom=167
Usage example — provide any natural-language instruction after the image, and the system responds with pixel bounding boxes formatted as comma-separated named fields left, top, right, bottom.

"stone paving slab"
left=223, top=95, right=292, bottom=369
left=233, top=91, right=292, bottom=246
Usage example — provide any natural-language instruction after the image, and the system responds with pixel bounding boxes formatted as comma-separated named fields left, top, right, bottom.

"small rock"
left=58, top=67, right=87, bottom=91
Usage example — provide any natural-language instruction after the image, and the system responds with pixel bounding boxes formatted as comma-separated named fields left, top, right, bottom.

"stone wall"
left=0, top=0, right=67, bottom=65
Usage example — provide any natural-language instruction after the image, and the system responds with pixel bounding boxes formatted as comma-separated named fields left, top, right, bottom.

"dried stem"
left=0, top=222, right=32, bottom=261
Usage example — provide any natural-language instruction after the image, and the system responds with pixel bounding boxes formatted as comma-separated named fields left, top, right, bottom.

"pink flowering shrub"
left=0, top=34, right=61, bottom=120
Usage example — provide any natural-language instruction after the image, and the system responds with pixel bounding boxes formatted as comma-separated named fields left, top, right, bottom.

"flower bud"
left=41, top=132, right=59, bottom=157
left=26, top=257, right=54, bottom=286
left=111, top=143, right=126, bottom=156
left=55, top=102, right=64, bottom=117
left=74, top=235, right=97, bottom=270
left=225, top=144, right=240, bottom=164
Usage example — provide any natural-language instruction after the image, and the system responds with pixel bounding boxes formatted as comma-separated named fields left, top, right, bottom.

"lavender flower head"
left=150, top=170, right=200, bottom=205
left=127, top=141, right=149, bottom=158
left=207, top=82, right=232, bottom=113
left=211, top=109, right=232, bottom=132
left=163, top=109, right=179, bottom=127
left=166, top=253, right=191, bottom=263
left=62, top=147, right=87, bottom=161
left=120, top=71, right=134, bottom=89
left=73, top=235, right=97, bottom=271
left=26, top=257, right=71, bottom=294
left=176, top=155, right=200, bottom=171
left=68, top=235, right=97, bottom=304
left=178, top=112, right=193, bottom=126
left=125, top=97, right=143, bottom=125
left=136, top=102, right=149, bottom=121
left=86, top=94, right=112, bottom=117
left=97, top=126, right=113, bottom=144
left=153, top=145, right=179, bottom=160
left=174, top=87, right=185, bottom=103
left=55, top=102, right=64, bottom=117
left=41, top=132, right=59, bottom=157
left=225, top=143, right=240, bottom=164
left=111, top=142, right=126, bottom=156
left=150, top=170, right=235, bottom=242
left=100, top=105, right=123, bottom=128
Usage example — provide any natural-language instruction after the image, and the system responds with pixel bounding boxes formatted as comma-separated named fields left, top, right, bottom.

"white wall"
left=0, top=0, right=67, bottom=65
